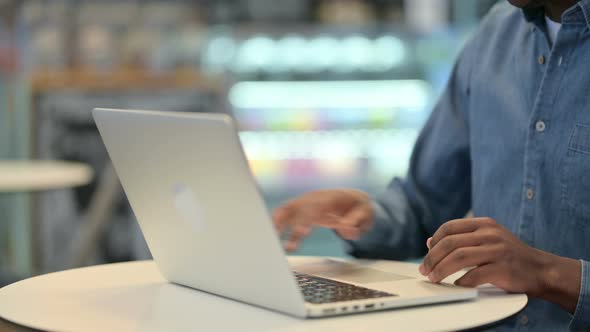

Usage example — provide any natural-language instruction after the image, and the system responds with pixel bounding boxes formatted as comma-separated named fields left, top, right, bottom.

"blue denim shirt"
left=348, top=2, right=590, bottom=331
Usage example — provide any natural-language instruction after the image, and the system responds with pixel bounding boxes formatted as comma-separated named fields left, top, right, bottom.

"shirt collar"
left=578, top=0, right=590, bottom=29
left=522, top=0, right=590, bottom=30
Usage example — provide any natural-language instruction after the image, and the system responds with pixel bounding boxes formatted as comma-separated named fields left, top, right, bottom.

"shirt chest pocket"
left=562, top=124, right=590, bottom=223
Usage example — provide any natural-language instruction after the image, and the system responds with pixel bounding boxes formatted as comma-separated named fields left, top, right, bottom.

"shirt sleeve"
left=346, top=43, right=475, bottom=261
left=570, top=260, right=590, bottom=331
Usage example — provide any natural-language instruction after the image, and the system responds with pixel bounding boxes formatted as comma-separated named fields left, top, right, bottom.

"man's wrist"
left=538, top=252, right=581, bottom=314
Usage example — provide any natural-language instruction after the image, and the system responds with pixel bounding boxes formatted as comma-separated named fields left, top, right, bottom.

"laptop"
left=92, top=108, right=477, bottom=318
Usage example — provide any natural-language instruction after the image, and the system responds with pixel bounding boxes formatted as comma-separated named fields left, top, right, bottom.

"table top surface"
left=0, top=258, right=527, bottom=332
left=0, top=161, right=93, bottom=192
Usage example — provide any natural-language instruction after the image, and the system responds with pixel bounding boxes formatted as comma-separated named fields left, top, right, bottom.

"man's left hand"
left=419, top=217, right=580, bottom=307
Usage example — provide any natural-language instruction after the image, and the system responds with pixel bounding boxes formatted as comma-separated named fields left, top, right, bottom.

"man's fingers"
left=272, top=206, right=291, bottom=222
left=429, top=219, right=479, bottom=248
left=272, top=203, right=296, bottom=232
left=335, top=226, right=363, bottom=240
left=426, top=245, right=500, bottom=283
left=333, top=204, right=372, bottom=240
left=273, top=190, right=373, bottom=243
left=341, top=204, right=370, bottom=227
left=430, top=218, right=495, bottom=249
left=454, top=263, right=499, bottom=288
left=274, top=200, right=315, bottom=251
left=420, top=233, right=487, bottom=275
left=333, top=214, right=364, bottom=240
left=284, top=224, right=312, bottom=252
left=312, top=213, right=343, bottom=229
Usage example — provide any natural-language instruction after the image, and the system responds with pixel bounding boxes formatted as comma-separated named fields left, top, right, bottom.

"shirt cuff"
left=570, top=260, right=590, bottom=331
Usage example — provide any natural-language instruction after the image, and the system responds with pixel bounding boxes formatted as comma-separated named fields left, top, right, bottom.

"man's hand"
left=419, top=217, right=581, bottom=313
left=272, top=189, right=374, bottom=252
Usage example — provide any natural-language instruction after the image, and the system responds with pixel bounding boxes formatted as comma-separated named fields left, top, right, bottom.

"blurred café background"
left=0, top=0, right=498, bottom=284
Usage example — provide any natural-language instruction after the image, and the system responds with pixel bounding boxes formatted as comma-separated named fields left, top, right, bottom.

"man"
left=273, top=0, right=590, bottom=330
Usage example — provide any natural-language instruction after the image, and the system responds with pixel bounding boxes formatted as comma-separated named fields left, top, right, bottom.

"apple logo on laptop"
left=172, top=184, right=207, bottom=232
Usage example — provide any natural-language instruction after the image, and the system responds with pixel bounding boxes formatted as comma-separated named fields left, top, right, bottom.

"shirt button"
left=526, top=189, right=534, bottom=200
left=520, top=314, right=529, bottom=325
left=535, top=121, right=546, bottom=132
left=538, top=55, right=545, bottom=65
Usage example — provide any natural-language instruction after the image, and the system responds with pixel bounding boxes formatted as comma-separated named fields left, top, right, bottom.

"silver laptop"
left=93, top=108, right=477, bottom=318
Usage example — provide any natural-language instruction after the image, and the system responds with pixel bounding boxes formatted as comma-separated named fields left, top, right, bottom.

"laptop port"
left=353, top=305, right=360, bottom=310
left=342, top=307, right=348, bottom=312
left=323, top=308, right=337, bottom=314
left=365, top=304, right=375, bottom=309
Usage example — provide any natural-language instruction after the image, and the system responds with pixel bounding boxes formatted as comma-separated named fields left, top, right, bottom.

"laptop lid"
left=93, top=108, right=307, bottom=317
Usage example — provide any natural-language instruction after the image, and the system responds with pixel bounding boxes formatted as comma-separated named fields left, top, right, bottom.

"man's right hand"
left=272, top=189, right=375, bottom=252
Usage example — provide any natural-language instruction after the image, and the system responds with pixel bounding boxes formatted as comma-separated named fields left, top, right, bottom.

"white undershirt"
left=545, top=16, right=562, bottom=45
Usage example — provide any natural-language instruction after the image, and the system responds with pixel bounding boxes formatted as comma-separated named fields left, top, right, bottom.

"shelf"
left=239, top=128, right=419, bottom=160
left=240, top=129, right=417, bottom=192
left=30, top=68, right=225, bottom=93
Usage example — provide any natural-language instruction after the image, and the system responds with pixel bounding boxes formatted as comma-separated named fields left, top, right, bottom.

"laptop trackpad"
left=294, top=259, right=413, bottom=284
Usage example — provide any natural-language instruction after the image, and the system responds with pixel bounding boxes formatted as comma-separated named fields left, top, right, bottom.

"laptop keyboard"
left=294, top=272, right=396, bottom=304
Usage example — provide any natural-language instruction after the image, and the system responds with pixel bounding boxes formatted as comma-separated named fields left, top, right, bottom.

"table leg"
left=0, top=192, right=32, bottom=280
left=65, top=163, right=122, bottom=268
left=0, top=193, right=10, bottom=277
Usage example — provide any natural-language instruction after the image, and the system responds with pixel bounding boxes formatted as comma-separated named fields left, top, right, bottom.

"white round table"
left=0, top=161, right=93, bottom=192
left=0, top=160, right=94, bottom=276
left=0, top=257, right=528, bottom=332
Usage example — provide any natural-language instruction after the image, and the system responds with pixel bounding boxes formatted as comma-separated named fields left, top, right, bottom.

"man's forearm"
left=539, top=252, right=581, bottom=314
